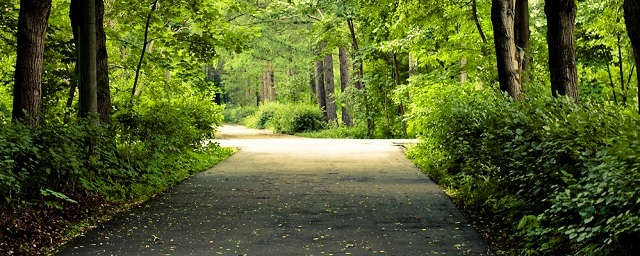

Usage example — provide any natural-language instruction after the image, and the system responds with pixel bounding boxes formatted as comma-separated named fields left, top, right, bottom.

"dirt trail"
left=57, top=124, right=493, bottom=255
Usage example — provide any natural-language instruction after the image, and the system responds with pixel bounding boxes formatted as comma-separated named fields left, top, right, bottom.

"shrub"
left=243, top=102, right=280, bottom=129
left=115, top=98, right=223, bottom=154
left=244, top=103, right=325, bottom=134
left=407, top=82, right=640, bottom=255
left=223, top=105, right=257, bottom=124
left=269, top=103, right=325, bottom=134
left=296, top=123, right=369, bottom=138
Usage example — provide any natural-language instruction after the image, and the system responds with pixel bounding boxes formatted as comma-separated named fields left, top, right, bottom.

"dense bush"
left=296, top=124, right=369, bottom=138
left=407, top=83, right=640, bottom=255
left=1, top=98, right=227, bottom=208
left=244, top=102, right=325, bottom=134
left=115, top=98, right=223, bottom=154
left=222, top=105, right=257, bottom=124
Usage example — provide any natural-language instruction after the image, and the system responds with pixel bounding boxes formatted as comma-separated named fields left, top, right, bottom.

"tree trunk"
left=347, top=18, right=373, bottom=136
left=260, top=71, right=266, bottom=104
left=624, top=0, right=640, bottom=113
left=268, top=65, right=276, bottom=101
left=324, top=52, right=337, bottom=123
left=392, top=53, right=408, bottom=137
left=96, top=0, right=111, bottom=124
left=347, top=18, right=364, bottom=90
left=77, top=0, right=98, bottom=120
left=460, top=56, right=468, bottom=84
left=472, top=0, right=488, bottom=44
left=315, top=58, right=327, bottom=120
left=309, top=68, right=316, bottom=102
left=515, top=0, right=530, bottom=74
left=131, top=0, right=158, bottom=99
left=409, top=53, right=418, bottom=77
left=491, top=0, right=522, bottom=99
left=12, top=0, right=52, bottom=126
left=545, top=0, right=579, bottom=101
left=339, top=47, right=352, bottom=127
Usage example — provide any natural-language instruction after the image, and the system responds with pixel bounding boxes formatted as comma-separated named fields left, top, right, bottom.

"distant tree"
left=12, top=0, right=52, bottom=126
left=545, top=0, right=579, bottom=101
left=339, top=47, right=352, bottom=127
left=315, top=44, right=328, bottom=120
left=324, top=52, right=337, bottom=123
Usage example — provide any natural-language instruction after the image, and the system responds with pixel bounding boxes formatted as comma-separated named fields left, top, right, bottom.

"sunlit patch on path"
left=56, top=124, right=493, bottom=255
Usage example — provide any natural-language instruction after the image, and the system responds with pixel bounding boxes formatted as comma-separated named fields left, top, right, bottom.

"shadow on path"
left=56, top=124, right=493, bottom=255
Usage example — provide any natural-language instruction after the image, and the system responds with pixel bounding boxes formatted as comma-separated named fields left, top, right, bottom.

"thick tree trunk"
left=491, top=0, right=522, bottom=99
left=315, top=58, right=327, bottom=120
left=12, top=0, right=52, bottom=126
left=545, top=0, right=579, bottom=101
left=96, top=0, right=111, bottom=124
left=624, top=0, right=640, bottom=113
left=324, top=53, right=337, bottom=123
left=338, top=47, right=352, bottom=127
left=77, top=0, right=98, bottom=120
left=515, top=0, right=530, bottom=73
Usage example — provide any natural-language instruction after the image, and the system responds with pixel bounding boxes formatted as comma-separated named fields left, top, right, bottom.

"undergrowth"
left=0, top=98, right=234, bottom=255
left=407, top=82, right=640, bottom=255
left=242, top=102, right=325, bottom=134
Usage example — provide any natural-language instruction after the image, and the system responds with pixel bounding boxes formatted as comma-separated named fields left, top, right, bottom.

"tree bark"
left=77, top=0, right=98, bottom=121
left=324, top=52, right=337, bottom=123
left=624, top=0, right=640, bottom=113
left=491, top=0, right=522, bottom=99
left=545, top=0, right=579, bottom=101
left=338, top=47, right=352, bottom=127
left=515, top=0, right=530, bottom=73
left=12, top=0, right=52, bottom=126
left=96, top=0, right=111, bottom=123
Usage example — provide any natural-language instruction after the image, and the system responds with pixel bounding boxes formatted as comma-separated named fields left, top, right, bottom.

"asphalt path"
left=56, top=125, right=493, bottom=255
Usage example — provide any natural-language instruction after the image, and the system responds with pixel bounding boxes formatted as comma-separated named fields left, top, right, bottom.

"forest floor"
left=55, top=124, right=493, bottom=255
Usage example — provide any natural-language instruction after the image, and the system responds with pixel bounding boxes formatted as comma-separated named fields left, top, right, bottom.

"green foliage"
left=223, top=105, right=257, bottom=124
left=243, top=102, right=281, bottom=129
left=1, top=96, right=227, bottom=208
left=408, top=82, right=640, bottom=255
left=244, top=102, right=325, bottom=134
left=296, top=123, right=368, bottom=138
left=115, top=98, right=223, bottom=154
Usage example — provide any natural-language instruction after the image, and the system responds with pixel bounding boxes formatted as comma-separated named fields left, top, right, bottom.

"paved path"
left=57, top=125, right=493, bottom=255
